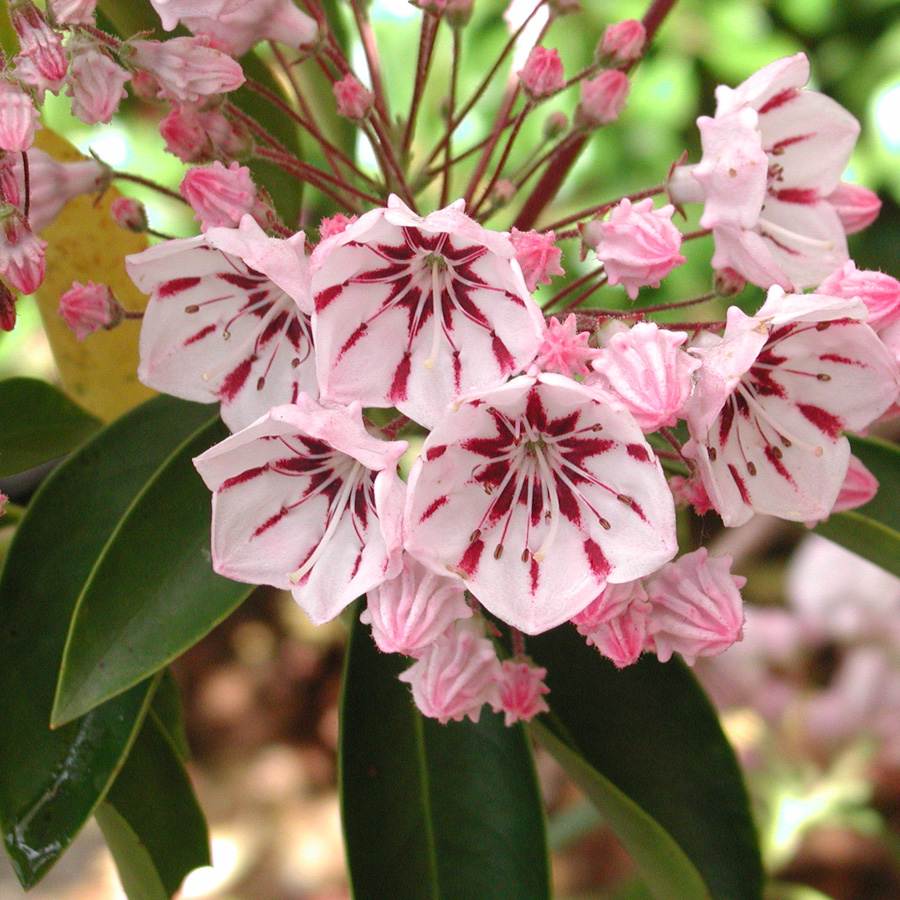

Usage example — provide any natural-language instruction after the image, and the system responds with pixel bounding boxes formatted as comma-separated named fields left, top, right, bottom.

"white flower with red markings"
left=311, top=195, right=543, bottom=428
left=684, top=287, right=900, bottom=526
left=405, top=372, right=677, bottom=634
left=127, top=215, right=314, bottom=431
left=193, top=396, right=407, bottom=624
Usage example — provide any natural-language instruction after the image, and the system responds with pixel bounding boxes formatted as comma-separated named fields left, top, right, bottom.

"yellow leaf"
left=31, top=128, right=156, bottom=423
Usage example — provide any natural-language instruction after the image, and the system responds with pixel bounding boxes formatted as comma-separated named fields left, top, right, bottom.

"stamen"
left=738, top=385, right=824, bottom=456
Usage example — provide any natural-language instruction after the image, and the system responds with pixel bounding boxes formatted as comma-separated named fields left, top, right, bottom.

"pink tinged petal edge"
left=127, top=233, right=317, bottom=431
left=193, top=398, right=407, bottom=624
left=404, top=373, right=677, bottom=635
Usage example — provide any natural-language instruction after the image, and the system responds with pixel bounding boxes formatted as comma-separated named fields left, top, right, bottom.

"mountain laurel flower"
left=398, top=623, right=503, bottom=724
left=518, top=47, right=564, bottom=99
left=683, top=288, right=900, bottom=526
left=333, top=74, right=374, bottom=121
left=493, top=660, right=550, bottom=725
left=646, top=548, right=745, bottom=665
left=597, top=20, right=645, bottom=67
left=130, top=37, right=245, bottom=103
left=311, top=195, right=544, bottom=428
left=582, top=597, right=652, bottom=668
left=668, top=53, right=860, bottom=290
left=831, top=454, right=879, bottom=515
left=825, top=181, right=881, bottom=235
left=576, top=69, right=629, bottom=126
left=110, top=197, right=148, bottom=232
left=181, top=160, right=259, bottom=231
left=509, top=227, right=564, bottom=291
left=193, top=396, right=408, bottom=625
left=360, top=554, right=473, bottom=657
left=587, top=322, right=700, bottom=432
left=57, top=281, right=124, bottom=340
left=65, top=46, right=131, bottom=125
left=583, top=198, right=685, bottom=299
left=0, top=207, right=47, bottom=294
left=404, top=372, right=677, bottom=634
left=534, top=314, right=600, bottom=377
left=127, top=214, right=314, bottom=431
left=49, top=0, right=97, bottom=25
left=818, top=261, right=900, bottom=331
left=11, top=1, right=67, bottom=94
left=0, top=80, right=41, bottom=152
left=149, top=0, right=318, bottom=57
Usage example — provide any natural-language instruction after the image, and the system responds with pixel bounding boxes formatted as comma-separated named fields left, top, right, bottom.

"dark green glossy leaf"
left=52, top=416, right=252, bottom=727
left=0, top=377, right=100, bottom=477
left=95, top=712, right=209, bottom=900
left=149, top=669, right=191, bottom=762
left=0, top=395, right=213, bottom=888
left=529, top=626, right=763, bottom=900
left=340, top=611, right=550, bottom=900
left=814, top=435, right=900, bottom=577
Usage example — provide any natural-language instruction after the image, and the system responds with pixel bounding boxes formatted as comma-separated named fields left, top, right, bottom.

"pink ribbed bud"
left=130, top=37, right=244, bottom=103
left=333, top=74, right=374, bottom=121
left=493, top=660, right=550, bottom=725
left=818, top=260, right=900, bottom=331
left=49, top=0, right=97, bottom=25
left=58, top=280, right=124, bottom=340
left=11, top=1, right=67, bottom=93
left=360, top=556, right=473, bottom=657
left=319, top=213, right=358, bottom=239
left=583, top=198, right=685, bottom=299
left=518, top=47, right=564, bottom=99
left=588, top=322, right=700, bottom=431
left=825, top=181, right=881, bottom=235
left=160, top=104, right=251, bottom=163
left=572, top=579, right=648, bottom=632
left=0, top=207, right=47, bottom=294
left=180, top=160, right=258, bottom=231
left=0, top=80, right=40, bottom=151
left=398, top=624, right=503, bottom=724
left=110, top=197, right=148, bottom=232
left=534, top=314, right=599, bottom=377
left=597, top=19, right=645, bottom=67
left=831, top=455, right=879, bottom=514
left=646, top=548, right=745, bottom=665
left=509, top=227, right=564, bottom=292
left=65, top=46, right=130, bottom=124
left=584, top=599, right=652, bottom=669
left=576, top=69, right=629, bottom=126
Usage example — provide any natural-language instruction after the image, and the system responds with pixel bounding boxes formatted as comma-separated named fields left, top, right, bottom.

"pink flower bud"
left=576, top=69, right=629, bottom=126
left=826, top=181, right=881, bottom=235
left=534, top=313, right=599, bottom=377
left=597, top=19, right=645, bottom=67
left=582, top=599, right=652, bottom=668
left=543, top=110, right=568, bottom=138
left=0, top=207, right=47, bottom=294
left=492, top=179, right=516, bottom=205
left=333, top=74, right=374, bottom=121
left=65, top=46, right=131, bottom=124
left=360, top=556, right=473, bottom=657
left=0, top=80, right=40, bottom=151
left=180, top=160, right=258, bottom=231
left=518, top=47, right=564, bottom=99
left=509, top=227, right=564, bottom=292
left=130, top=36, right=245, bottom=103
left=57, top=280, right=124, bottom=340
left=319, top=212, right=358, bottom=239
left=49, top=0, right=97, bottom=25
left=818, top=260, right=900, bottom=331
left=831, top=455, right=879, bottom=514
left=11, top=1, right=67, bottom=93
left=0, top=282, right=17, bottom=331
left=646, top=548, right=745, bottom=665
left=159, top=103, right=252, bottom=163
left=572, top=579, right=648, bottom=632
left=398, top=624, right=503, bottom=724
left=493, top=660, right=550, bottom=725
left=583, top=198, right=685, bottom=299
left=110, top=197, right=148, bottom=232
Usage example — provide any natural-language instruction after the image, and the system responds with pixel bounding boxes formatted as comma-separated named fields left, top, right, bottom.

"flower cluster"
left=8, top=0, right=900, bottom=726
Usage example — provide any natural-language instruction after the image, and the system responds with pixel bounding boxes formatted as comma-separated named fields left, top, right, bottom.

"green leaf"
left=95, top=712, right=210, bottom=900
left=529, top=626, right=763, bottom=900
left=339, top=611, right=551, bottom=900
left=0, top=377, right=100, bottom=477
left=52, top=416, right=252, bottom=727
left=149, top=669, right=191, bottom=762
left=0, top=395, right=214, bottom=889
left=814, top=435, right=900, bottom=577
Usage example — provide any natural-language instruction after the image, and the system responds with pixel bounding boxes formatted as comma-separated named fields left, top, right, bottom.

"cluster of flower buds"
left=13, top=0, right=900, bottom=725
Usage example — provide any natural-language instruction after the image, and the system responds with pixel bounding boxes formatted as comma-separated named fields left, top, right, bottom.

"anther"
left=494, top=544, right=504, bottom=560
left=747, top=461, right=757, bottom=476
left=185, top=304, right=199, bottom=313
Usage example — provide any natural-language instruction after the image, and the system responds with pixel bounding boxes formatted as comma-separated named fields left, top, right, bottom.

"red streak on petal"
left=184, top=324, right=217, bottom=346
left=425, top=444, right=447, bottom=461
left=253, top=506, right=288, bottom=537
left=765, top=445, right=795, bottom=484
left=819, top=353, right=861, bottom=367
left=797, top=403, right=843, bottom=439
left=388, top=351, right=412, bottom=403
left=221, top=464, right=268, bottom=491
left=774, top=188, right=819, bottom=204
left=583, top=539, right=610, bottom=580
left=159, top=276, right=201, bottom=298
left=728, top=464, right=751, bottom=504
left=220, top=357, right=254, bottom=401
left=529, top=556, right=540, bottom=594
left=315, top=283, right=343, bottom=312
left=626, top=443, right=650, bottom=463
left=419, top=495, right=449, bottom=523
left=758, top=88, right=799, bottom=115
left=459, top=539, right=484, bottom=576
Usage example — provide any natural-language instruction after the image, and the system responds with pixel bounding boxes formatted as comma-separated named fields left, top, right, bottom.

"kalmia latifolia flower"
left=181, top=160, right=261, bottom=231
left=0, top=208, right=47, bottom=294
left=818, top=261, right=900, bottom=331
left=126, top=215, right=314, bottom=431
left=509, top=227, right=564, bottom=292
left=193, top=396, right=407, bottom=625
left=405, top=372, right=677, bottom=634
left=0, top=80, right=41, bottom=152
left=597, top=20, right=646, bottom=67
left=518, top=47, right=564, bottom=99
left=311, top=195, right=544, bottom=428
left=494, top=660, right=550, bottom=725
left=333, top=74, right=374, bottom=121
left=65, top=45, right=131, bottom=125
left=535, top=314, right=600, bottom=377
left=57, top=280, right=123, bottom=340
left=576, top=69, right=630, bottom=126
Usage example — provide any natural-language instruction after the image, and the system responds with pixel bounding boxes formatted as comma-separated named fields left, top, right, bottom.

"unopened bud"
left=57, top=280, right=124, bottom=341
left=110, top=196, right=148, bottom=232
left=492, top=179, right=516, bottom=205
left=543, top=110, right=568, bottom=139
left=333, top=73, right=374, bottom=122
left=826, top=181, right=881, bottom=235
left=576, top=69, right=629, bottom=127
left=518, top=47, right=564, bottom=99
left=596, top=20, right=645, bottom=67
